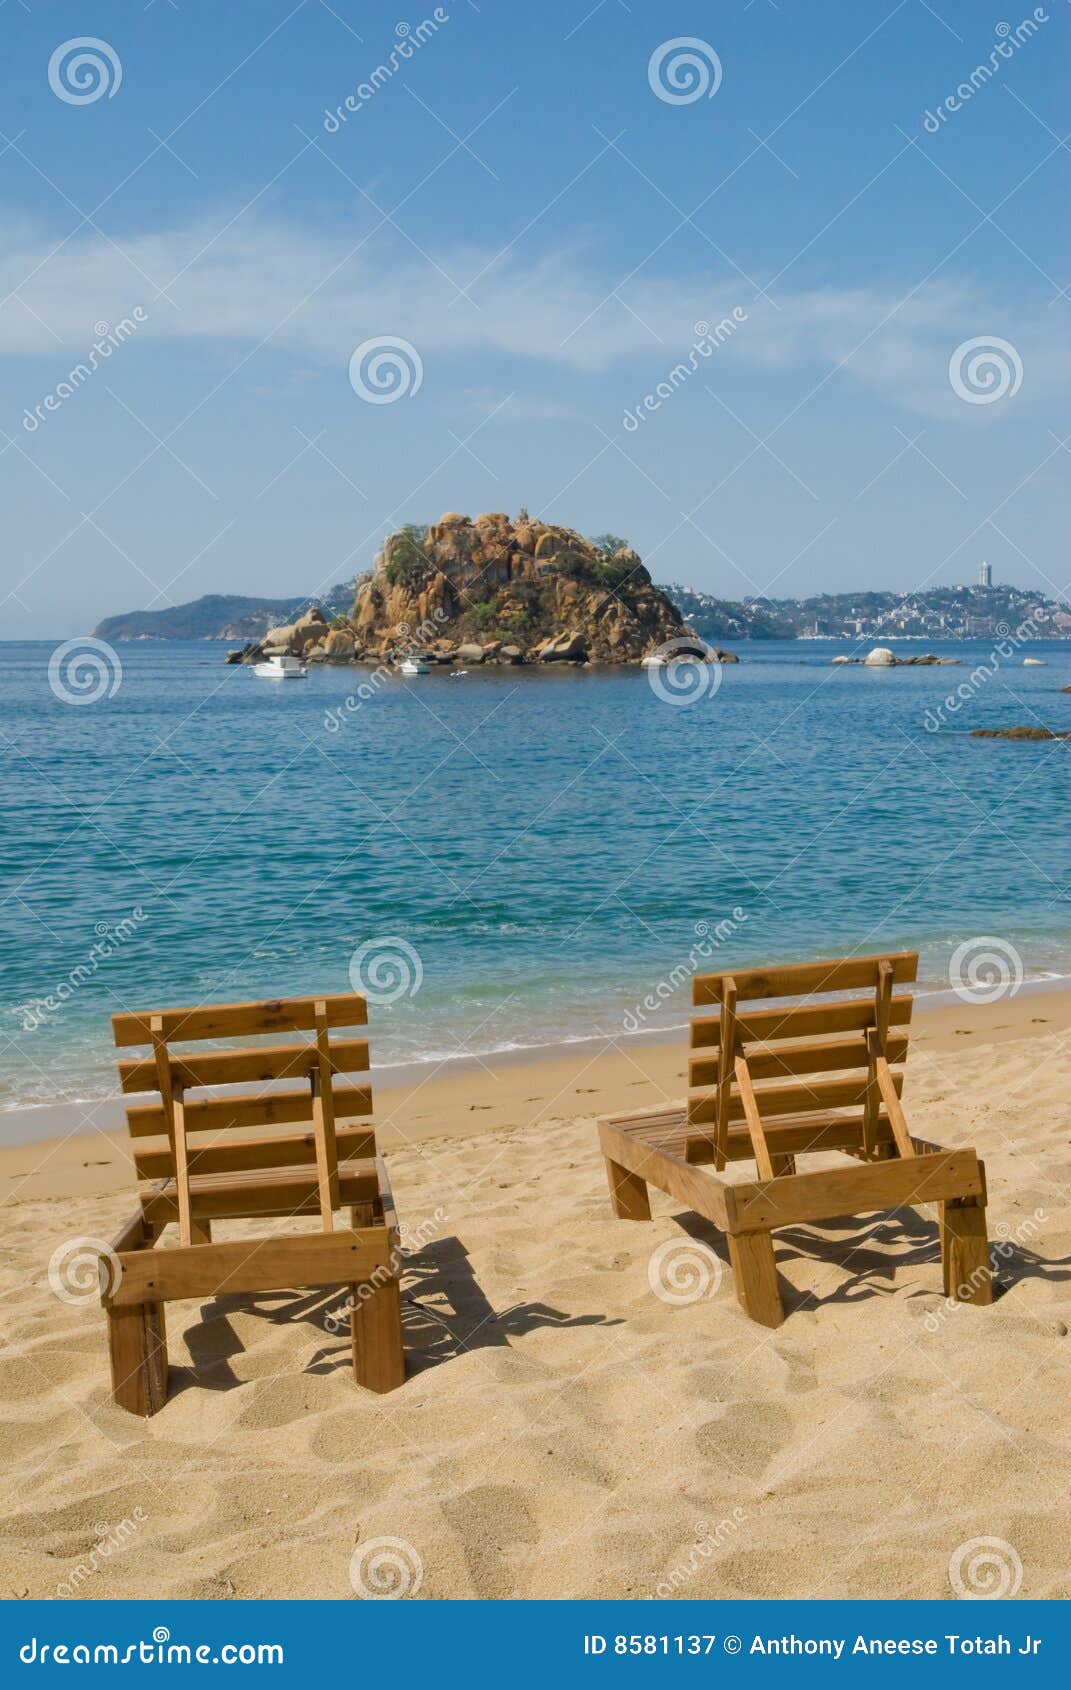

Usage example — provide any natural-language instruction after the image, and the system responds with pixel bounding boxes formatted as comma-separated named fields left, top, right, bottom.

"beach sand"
left=1, top=993, right=1069, bottom=1600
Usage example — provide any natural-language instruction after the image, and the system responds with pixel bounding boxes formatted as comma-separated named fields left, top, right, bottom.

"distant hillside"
left=94, top=584, right=355, bottom=642
left=660, top=582, right=1068, bottom=641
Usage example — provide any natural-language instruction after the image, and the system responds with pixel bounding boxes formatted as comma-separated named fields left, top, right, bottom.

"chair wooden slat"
left=111, top=992, right=367, bottom=1047
left=311, top=999, right=340, bottom=1219
left=687, top=1069, right=903, bottom=1127
left=132, top=1126, right=375, bottom=1182
left=689, top=1030, right=910, bottom=1089
left=118, top=1037, right=369, bottom=1094
left=735, top=1055, right=775, bottom=1181
left=693, top=951, right=918, bottom=1005
left=691, top=995, right=914, bottom=1048
left=125, top=1084, right=373, bottom=1139
left=863, top=958, right=895, bottom=1154
left=138, top=1162, right=382, bottom=1227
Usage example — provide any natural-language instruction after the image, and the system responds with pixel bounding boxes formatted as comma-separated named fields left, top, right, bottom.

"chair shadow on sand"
left=670, top=1206, right=1071, bottom=1316
left=168, top=1235, right=621, bottom=1397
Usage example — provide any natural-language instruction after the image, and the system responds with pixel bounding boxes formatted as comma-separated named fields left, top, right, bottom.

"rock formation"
left=346, top=513, right=712, bottom=665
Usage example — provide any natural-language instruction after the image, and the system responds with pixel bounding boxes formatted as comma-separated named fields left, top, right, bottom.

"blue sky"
left=1, top=0, right=1068, bottom=635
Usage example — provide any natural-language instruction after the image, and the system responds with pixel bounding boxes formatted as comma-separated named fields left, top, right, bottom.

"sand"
left=1, top=992, right=1069, bottom=1600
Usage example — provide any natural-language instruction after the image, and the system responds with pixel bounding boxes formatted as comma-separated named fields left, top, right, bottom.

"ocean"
left=2, top=636, right=1069, bottom=1117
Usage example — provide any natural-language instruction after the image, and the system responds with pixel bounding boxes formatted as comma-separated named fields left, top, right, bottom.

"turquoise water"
left=1, top=637, right=1069, bottom=1112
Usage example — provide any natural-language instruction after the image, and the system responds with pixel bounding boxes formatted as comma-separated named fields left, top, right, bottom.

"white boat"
left=253, top=654, right=307, bottom=679
left=450, top=669, right=468, bottom=679
left=1023, top=657, right=1045, bottom=666
left=399, top=657, right=430, bottom=675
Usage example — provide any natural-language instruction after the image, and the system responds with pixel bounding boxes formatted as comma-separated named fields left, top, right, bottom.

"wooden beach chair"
left=597, top=952, right=992, bottom=1327
left=101, top=991, right=406, bottom=1415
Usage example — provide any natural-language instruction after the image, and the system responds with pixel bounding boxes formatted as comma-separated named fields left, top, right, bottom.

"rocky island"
left=228, top=513, right=738, bottom=668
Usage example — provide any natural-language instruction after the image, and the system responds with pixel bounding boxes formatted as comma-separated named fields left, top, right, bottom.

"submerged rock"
left=970, top=725, right=1071, bottom=740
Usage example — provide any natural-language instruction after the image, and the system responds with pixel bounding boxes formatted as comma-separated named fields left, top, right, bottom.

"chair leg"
left=107, top=1301, right=168, bottom=1416
left=728, top=1231, right=784, bottom=1328
left=351, top=1274, right=406, bottom=1393
left=941, top=1198, right=993, bottom=1305
left=604, top=1157, right=651, bottom=1220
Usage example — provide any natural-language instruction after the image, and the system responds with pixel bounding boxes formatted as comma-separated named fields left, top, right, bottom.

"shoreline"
left=4, top=984, right=1069, bottom=1203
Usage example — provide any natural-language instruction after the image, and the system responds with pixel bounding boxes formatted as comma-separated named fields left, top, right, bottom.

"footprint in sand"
left=441, top=1484, right=538, bottom=1598
left=695, top=1403, right=794, bottom=1480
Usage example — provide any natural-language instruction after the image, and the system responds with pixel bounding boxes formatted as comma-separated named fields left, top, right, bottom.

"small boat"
left=253, top=654, right=307, bottom=680
left=399, top=657, right=430, bottom=675
left=1023, top=657, right=1045, bottom=666
left=449, top=669, right=468, bottom=679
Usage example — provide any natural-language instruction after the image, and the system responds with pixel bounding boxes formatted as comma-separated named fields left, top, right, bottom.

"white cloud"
left=0, top=212, right=1065, bottom=419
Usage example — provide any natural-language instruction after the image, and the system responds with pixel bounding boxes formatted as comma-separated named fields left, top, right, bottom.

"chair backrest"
left=686, top=952, right=919, bottom=1163
left=112, top=992, right=372, bottom=1241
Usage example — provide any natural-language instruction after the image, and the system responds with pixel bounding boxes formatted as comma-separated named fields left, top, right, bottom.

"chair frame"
left=101, top=992, right=406, bottom=1415
left=597, top=952, right=993, bottom=1327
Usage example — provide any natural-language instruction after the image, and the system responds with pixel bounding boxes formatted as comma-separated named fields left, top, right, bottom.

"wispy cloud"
left=1, top=214, right=1065, bottom=420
